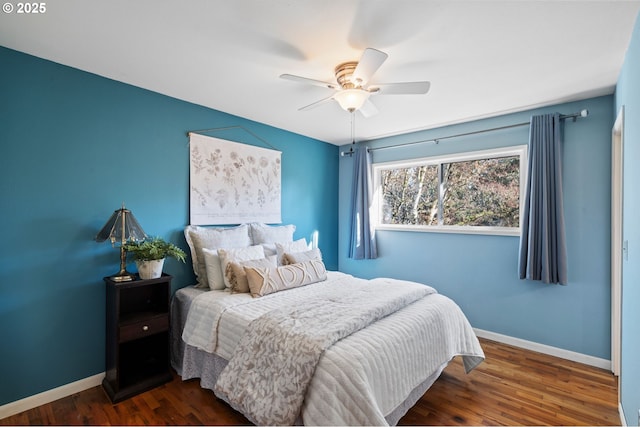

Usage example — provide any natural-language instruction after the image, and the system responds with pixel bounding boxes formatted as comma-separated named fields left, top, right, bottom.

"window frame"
left=372, top=145, right=528, bottom=236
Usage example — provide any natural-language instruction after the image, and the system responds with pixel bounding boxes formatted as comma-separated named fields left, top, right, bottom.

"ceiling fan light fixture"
left=282, top=47, right=429, bottom=118
left=334, top=89, right=370, bottom=113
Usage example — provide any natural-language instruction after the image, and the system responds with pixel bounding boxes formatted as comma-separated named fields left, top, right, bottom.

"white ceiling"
left=1, top=0, right=639, bottom=145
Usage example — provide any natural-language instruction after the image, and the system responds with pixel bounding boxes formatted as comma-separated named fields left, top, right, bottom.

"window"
left=373, top=146, right=527, bottom=236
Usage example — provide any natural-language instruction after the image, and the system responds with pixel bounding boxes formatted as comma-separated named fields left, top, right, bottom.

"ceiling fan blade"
left=280, top=74, right=337, bottom=90
left=359, top=99, right=379, bottom=118
left=352, top=48, right=388, bottom=86
left=298, top=95, right=335, bottom=111
left=371, top=81, right=431, bottom=95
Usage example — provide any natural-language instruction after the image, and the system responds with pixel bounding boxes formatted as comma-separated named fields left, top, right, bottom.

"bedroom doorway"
left=611, top=106, right=624, bottom=379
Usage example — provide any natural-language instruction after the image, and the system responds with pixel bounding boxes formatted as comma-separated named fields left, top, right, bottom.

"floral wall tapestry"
left=189, top=133, right=281, bottom=225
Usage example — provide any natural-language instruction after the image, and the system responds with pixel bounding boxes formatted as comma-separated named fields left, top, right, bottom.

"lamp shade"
left=334, top=89, right=371, bottom=112
left=95, top=205, right=147, bottom=245
left=96, top=204, right=147, bottom=282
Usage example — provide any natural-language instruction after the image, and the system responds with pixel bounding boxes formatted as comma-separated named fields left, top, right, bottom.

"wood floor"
left=1, top=338, right=620, bottom=426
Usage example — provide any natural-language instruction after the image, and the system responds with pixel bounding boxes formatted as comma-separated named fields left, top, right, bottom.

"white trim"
left=474, top=328, right=611, bottom=370
left=611, top=105, right=624, bottom=377
left=373, top=145, right=527, bottom=169
left=376, top=223, right=520, bottom=236
left=0, top=372, right=105, bottom=420
left=618, top=402, right=627, bottom=427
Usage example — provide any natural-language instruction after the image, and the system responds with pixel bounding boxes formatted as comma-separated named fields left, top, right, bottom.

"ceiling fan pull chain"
left=351, top=111, right=356, bottom=145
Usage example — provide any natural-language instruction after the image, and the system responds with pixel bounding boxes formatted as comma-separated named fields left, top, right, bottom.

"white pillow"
left=202, top=248, right=225, bottom=290
left=218, top=245, right=266, bottom=289
left=184, top=224, right=251, bottom=288
left=250, top=223, right=295, bottom=244
left=261, top=243, right=277, bottom=257
left=275, top=238, right=309, bottom=265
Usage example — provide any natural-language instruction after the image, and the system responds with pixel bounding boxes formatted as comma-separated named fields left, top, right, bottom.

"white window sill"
left=375, top=224, right=521, bottom=237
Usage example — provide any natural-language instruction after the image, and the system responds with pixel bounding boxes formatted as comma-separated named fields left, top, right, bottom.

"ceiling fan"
left=280, top=48, right=430, bottom=118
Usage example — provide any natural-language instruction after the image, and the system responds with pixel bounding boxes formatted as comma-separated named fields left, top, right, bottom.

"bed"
left=170, top=223, right=484, bottom=426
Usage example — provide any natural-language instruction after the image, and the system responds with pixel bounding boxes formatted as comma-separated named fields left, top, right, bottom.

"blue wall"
left=0, top=46, right=339, bottom=406
left=339, top=95, right=613, bottom=360
left=615, top=9, right=640, bottom=426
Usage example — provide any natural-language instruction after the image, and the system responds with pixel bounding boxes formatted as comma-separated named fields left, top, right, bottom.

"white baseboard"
left=474, top=328, right=612, bottom=371
left=619, top=402, right=627, bottom=427
left=0, top=372, right=105, bottom=420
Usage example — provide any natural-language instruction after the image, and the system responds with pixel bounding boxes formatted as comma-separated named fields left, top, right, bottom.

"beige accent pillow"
left=184, top=224, right=251, bottom=288
left=218, top=245, right=265, bottom=289
left=282, top=248, right=322, bottom=265
left=245, top=259, right=327, bottom=297
left=226, top=256, right=277, bottom=294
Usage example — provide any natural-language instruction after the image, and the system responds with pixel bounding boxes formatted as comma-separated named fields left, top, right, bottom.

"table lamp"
left=95, top=203, right=147, bottom=282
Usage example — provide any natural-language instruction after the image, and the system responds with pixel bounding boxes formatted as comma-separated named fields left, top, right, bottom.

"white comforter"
left=181, top=271, right=484, bottom=425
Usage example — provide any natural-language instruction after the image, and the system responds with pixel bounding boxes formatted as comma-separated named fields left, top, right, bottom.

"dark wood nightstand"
left=102, top=274, right=173, bottom=403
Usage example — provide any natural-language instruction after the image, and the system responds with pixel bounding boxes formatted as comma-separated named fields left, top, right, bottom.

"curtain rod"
left=341, top=109, right=589, bottom=156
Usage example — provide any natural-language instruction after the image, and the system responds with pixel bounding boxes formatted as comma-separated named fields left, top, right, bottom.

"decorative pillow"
left=261, top=243, right=277, bottom=257
left=202, top=248, right=225, bottom=290
left=250, top=223, right=296, bottom=244
left=245, top=259, right=327, bottom=297
left=184, top=224, right=251, bottom=288
left=226, top=256, right=277, bottom=294
left=275, top=238, right=309, bottom=265
left=282, top=248, right=322, bottom=265
left=218, top=245, right=266, bottom=289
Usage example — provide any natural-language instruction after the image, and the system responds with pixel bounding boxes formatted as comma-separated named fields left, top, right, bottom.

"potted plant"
left=124, top=237, right=186, bottom=280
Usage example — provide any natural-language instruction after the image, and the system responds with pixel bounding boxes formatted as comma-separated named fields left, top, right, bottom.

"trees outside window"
left=374, top=146, right=526, bottom=236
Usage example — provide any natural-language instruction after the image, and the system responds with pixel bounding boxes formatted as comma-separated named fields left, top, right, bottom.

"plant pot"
left=136, top=258, right=165, bottom=280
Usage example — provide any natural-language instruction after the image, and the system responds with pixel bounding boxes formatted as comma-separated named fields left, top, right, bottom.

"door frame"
left=611, top=106, right=624, bottom=377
